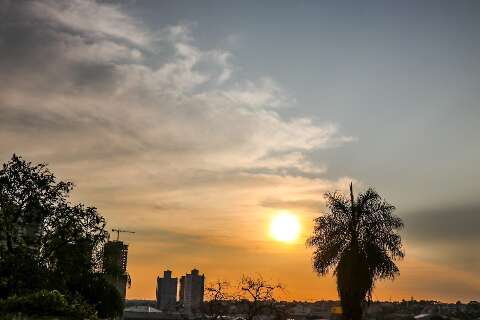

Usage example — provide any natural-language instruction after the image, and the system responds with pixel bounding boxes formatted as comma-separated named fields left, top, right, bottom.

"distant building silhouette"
left=183, top=269, right=205, bottom=312
left=156, top=270, right=178, bottom=311
left=103, top=240, right=129, bottom=300
left=179, top=275, right=185, bottom=304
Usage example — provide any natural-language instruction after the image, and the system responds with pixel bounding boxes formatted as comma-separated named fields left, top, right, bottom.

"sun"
left=270, top=211, right=301, bottom=243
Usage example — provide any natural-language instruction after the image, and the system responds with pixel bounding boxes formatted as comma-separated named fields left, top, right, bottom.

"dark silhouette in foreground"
left=0, top=154, right=123, bottom=319
left=204, top=280, right=232, bottom=320
left=307, top=183, right=404, bottom=320
left=203, top=275, right=285, bottom=320
left=238, top=275, right=285, bottom=320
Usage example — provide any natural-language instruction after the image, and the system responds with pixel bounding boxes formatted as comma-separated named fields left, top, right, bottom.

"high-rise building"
left=179, top=275, right=185, bottom=304
left=183, top=269, right=205, bottom=312
left=156, top=270, right=178, bottom=310
left=103, top=240, right=129, bottom=300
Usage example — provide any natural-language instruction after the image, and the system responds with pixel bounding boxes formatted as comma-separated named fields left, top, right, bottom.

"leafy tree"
left=0, top=154, right=71, bottom=297
left=0, top=244, right=46, bottom=299
left=77, top=274, right=124, bottom=319
left=0, top=289, right=98, bottom=319
left=0, top=155, right=72, bottom=252
left=42, top=203, right=108, bottom=291
left=307, top=183, right=404, bottom=320
left=0, top=154, right=122, bottom=318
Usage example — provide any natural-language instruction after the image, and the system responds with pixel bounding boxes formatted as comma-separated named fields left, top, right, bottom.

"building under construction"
left=103, top=230, right=133, bottom=300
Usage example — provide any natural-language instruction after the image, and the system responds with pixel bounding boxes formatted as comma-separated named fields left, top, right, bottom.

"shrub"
left=0, top=290, right=98, bottom=319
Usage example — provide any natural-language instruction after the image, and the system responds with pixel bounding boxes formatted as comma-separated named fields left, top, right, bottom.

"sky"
left=1, top=0, right=479, bottom=302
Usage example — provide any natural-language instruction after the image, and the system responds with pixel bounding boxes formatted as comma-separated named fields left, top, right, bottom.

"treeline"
left=0, top=155, right=122, bottom=319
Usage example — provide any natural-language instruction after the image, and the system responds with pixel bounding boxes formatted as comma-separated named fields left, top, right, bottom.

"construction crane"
left=111, top=228, right=135, bottom=241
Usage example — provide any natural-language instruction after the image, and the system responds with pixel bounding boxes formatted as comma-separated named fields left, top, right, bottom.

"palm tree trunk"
left=351, top=302, right=362, bottom=320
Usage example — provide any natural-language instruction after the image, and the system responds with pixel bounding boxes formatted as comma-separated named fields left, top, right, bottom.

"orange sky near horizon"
left=2, top=0, right=480, bottom=305
left=123, top=222, right=480, bottom=303
left=60, top=164, right=480, bottom=304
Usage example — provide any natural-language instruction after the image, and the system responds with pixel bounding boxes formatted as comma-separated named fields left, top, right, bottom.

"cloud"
left=403, top=204, right=480, bottom=276
left=0, top=0, right=354, bottom=299
left=0, top=0, right=350, bottom=178
left=220, top=77, right=289, bottom=108
left=2, top=0, right=477, bottom=302
left=29, top=0, right=150, bottom=46
left=405, top=204, right=480, bottom=243
left=260, top=198, right=325, bottom=212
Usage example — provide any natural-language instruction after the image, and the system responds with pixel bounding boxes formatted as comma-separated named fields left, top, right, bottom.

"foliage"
left=0, top=154, right=122, bottom=318
left=78, top=274, right=124, bottom=319
left=0, top=289, right=98, bottom=319
left=307, top=183, right=404, bottom=320
left=0, top=245, right=47, bottom=299
left=0, top=154, right=72, bottom=253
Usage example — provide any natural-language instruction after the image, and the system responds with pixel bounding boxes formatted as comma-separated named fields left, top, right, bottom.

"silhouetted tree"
left=0, top=154, right=122, bottom=318
left=203, top=280, right=232, bottom=320
left=307, top=183, right=404, bottom=320
left=238, top=275, right=284, bottom=320
left=203, top=275, right=287, bottom=320
left=78, top=273, right=124, bottom=319
left=0, top=154, right=72, bottom=296
left=0, top=289, right=99, bottom=319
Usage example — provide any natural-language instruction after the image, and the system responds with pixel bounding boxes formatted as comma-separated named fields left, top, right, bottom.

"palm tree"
left=307, top=183, right=404, bottom=320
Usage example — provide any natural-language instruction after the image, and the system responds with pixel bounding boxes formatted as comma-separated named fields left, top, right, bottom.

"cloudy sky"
left=1, top=0, right=479, bottom=302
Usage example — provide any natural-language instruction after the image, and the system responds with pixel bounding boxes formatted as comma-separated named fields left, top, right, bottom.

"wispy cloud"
left=0, top=0, right=351, bottom=183
left=0, top=0, right=354, bottom=299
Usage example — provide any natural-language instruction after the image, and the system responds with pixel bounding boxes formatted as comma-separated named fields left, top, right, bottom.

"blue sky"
left=129, top=0, right=480, bottom=209
left=1, top=0, right=479, bottom=301
left=131, top=2, right=480, bottom=284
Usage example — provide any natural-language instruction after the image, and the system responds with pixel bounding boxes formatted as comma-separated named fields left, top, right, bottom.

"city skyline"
left=1, top=0, right=479, bottom=303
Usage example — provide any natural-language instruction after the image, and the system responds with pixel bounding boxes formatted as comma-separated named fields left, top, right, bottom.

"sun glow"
left=270, top=211, right=301, bottom=243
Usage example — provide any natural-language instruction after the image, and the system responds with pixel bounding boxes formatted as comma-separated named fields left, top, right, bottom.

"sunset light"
left=2, top=0, right=479, bottom=312
left=270, top=212, right=301, bottom=243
